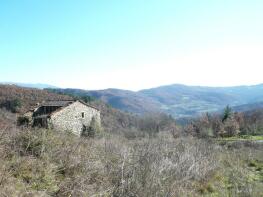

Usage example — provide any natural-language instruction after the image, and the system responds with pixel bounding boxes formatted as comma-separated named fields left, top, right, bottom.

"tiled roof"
left=41, top=100, right=75, bottom=107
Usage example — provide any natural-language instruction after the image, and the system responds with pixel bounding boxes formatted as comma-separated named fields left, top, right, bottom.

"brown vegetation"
left=0, top=85, right=71, bottom=113
left=183, top=106, right=263, bottom=138
left=0, top=86, right=262, bottom=196
left=0, top=109, right=262, bottom=196
left=0, top=112, right=217, bottom=196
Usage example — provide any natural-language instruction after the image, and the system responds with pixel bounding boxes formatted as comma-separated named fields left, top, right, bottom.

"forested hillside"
left=0, top=85, right=71, bottom=113
left=46, top=83, right=263, bottom=118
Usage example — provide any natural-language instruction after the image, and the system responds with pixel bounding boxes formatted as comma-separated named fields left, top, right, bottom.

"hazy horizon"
left=2, top=81, right=263, bottom=92
left=1, top=1, right=263, bottom=90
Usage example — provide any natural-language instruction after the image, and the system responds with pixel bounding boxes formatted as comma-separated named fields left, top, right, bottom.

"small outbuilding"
left=24, top=100, right=101, bottom=136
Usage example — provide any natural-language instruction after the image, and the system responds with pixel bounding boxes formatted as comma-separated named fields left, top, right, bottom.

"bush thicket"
left=0, top=109, right=262, bottom=196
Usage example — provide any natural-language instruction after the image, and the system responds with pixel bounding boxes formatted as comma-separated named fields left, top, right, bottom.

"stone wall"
left=50, top=101, right=101, bottom=135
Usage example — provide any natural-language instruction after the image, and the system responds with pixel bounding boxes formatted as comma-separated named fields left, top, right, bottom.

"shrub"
left=12, top=129, right=49, bottom=157
left=183, top=111, right=243, bottom=138
left=1, top=108, right=262, bottom=196
left=0, top=99, right=22, bottom=113
left=81, top=117, right=101, bottom=137
left=223, top=118, right=240, bottom=137
left=17, top=116, right=29, bottom=126
left=170, top=122, right=183, bottom=138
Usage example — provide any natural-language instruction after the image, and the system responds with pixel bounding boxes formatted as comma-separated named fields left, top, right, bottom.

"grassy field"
left=218, top=135, right=263, bottom=141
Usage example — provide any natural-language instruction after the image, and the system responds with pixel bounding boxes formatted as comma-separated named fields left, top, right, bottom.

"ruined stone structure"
left=27, top=100, right=101, bottom=136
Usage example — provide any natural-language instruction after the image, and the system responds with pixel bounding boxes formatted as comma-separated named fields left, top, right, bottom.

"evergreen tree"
left=222, top=105, right=232, bottom=122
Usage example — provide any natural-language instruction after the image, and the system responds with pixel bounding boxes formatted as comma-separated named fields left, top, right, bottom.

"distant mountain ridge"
left=47, top=83, right=263, bottom=118
left=0, top=82, right=58, bottom=89
left=87, top=88, right=162, bottom=114
left=233, top=101, right=263, bottom=112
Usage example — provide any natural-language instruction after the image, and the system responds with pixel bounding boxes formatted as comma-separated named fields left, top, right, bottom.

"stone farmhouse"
left=23, top=100, right=101, bottom=136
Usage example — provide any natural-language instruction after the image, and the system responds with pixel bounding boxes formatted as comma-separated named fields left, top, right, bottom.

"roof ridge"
left=77, top=100, right=99, bottom=111
left=44, top=99, right=76, bottom=101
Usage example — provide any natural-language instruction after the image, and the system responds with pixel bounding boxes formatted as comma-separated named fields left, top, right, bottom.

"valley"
left=47, top=83, right=263, bottom=118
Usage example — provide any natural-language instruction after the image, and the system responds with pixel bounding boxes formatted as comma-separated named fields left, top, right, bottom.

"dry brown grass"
left=0, top=109, right=262, bottom=196
left=0, top=127, right=219, bottom=196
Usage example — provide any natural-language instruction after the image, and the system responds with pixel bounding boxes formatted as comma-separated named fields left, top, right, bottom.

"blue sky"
left=0, top=0, right=263, bottom=90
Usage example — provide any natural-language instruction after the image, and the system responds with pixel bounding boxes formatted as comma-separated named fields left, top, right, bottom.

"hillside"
left=0, top=85, right=71, bottom=113
left=0, top=85, right=168, bottom=134
left=0, top=82, right=58, bottom=89
left=47, top=83, right=263, bottom=118
left=86, top=89, right=162, bottom=114
left=0, top=108, right=262, bottom=196
left=0, top=85, right=126, bottom=131
left=0, top=85, right=262, bottom=196
left=139, top=84, right=238, bottom=117
left=233, top=101, right=263, bottom=112
left=47, top=88, right=162, bottom=114
left=139, top=84, right=263, bottom=117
